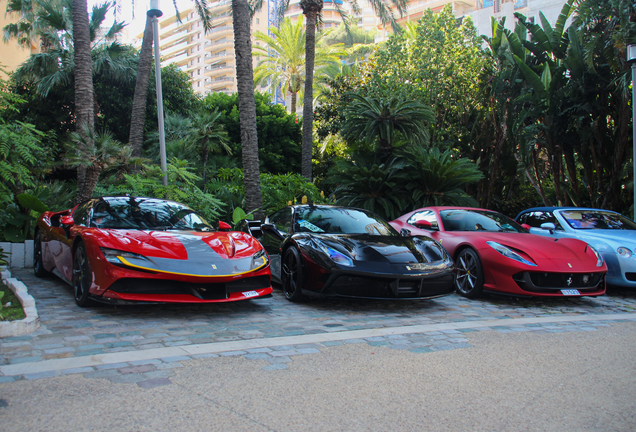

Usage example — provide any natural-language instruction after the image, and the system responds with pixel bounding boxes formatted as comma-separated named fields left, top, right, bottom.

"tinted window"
left=522, top=211, right=562, bottom=230
left=407, top=210, right=439, bottom=230
left=560, top=210, right=636, bottom=230
left=294, top=206, right=397, bottom=235
left=89, top=197, right=212, bottom=231
left=440, top=209, right=525, bottom=233
left=267, top=208, right=292, bottom=233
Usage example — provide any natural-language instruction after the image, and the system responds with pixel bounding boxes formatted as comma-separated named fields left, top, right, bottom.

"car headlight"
left=486, top=241, right=537, bottom=266
left=320, top=245, right=354, bottom=267
left=250, top=249, right=269, bottom=270
left=588, top=245, right=603, bottom=267
left=617, top=247, right=632, bottom=258
left=100, top=248, right=147, bottom=265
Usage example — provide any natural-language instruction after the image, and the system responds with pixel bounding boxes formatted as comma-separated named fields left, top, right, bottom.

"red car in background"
left=390, top=207, right=607, bottom=298
left=34, top=196, right=272, bottom=306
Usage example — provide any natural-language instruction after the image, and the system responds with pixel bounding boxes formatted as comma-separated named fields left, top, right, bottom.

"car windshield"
left=440, top=209, right=525, bottom=233
left=294, top=207, right=398, bottom=236
left=88, top=197, right=213, bottom=231
left=560, top=210, right=636, bottom=230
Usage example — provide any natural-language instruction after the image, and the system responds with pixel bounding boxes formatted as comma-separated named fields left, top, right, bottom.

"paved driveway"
left=2, top=269, right=636, bottom=368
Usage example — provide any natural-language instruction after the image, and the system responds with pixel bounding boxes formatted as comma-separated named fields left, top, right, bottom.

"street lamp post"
left=628, top=44, right=636, bottom=219
left=148, top=0, right=168, bottom=186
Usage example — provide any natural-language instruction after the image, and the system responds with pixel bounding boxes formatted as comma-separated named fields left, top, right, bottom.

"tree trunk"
left=129, top=16, right=154, bottom=157
left=72, top=0, right=95, bottom=204
left=202, top=138, right=209, bottom=186
left=232, top=0, right=264, bottom=220
left=77, top=166, right=100, bottom=204
left=290, top=87, right=297, bottom=117
left=300, top=1, right=323, bottom=181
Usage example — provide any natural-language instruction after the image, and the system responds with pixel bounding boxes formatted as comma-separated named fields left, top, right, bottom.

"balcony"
left=205, top=38, right=233, bottom=52
left=206, top=65, right=235, bottom=78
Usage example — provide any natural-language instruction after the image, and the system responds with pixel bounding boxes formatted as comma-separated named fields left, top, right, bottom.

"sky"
left=88, top=0, right=192, bottom=39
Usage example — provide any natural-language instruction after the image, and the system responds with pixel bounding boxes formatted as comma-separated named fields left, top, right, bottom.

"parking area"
left=2, top=270, right=636, bottom=368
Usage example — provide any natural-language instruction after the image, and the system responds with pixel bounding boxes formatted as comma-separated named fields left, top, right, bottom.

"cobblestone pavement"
left=2, top=269, right=636, bottom=387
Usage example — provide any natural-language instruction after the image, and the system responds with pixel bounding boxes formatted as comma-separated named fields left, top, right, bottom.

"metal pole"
left=151, top=15, right=168, bottom=186
left=632, top=62, right=636, bottom=219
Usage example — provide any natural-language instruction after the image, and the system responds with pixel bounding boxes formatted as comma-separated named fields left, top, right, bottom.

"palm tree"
left=128, top=16, right=153, bottom=157
left=232, top=0, right=264, bottom=219
left=402, top=146, right=483, bottom=207
left=190, top=110, right=231, bottom=185
left=65, top=124, right=137, bottom=202
left=299, top=0, right=410, bottom=181
left=124, top=0, right=263, bottom=219
left=71, top=0, right=95, bottom=203
left=331, top=156, right=409, bottom=220
left=252, top=16, right=343, bottom=115
left=341, top=92, right=434, bottom=157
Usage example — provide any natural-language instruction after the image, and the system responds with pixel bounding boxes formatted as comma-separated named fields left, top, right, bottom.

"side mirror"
left=521, top=223, right=531, bottom=231
left=60, top=216, right=74, bottom=226
left=218, top=221, right=232, bottom=231
left=540, top=222, right=556, bottom=234
left=413, top=220, right=433, bottom=230
left=400, top=228, right=411, bottom=237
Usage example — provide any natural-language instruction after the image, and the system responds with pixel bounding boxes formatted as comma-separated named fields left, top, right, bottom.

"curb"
left=0, top=267, right=40, bottom=337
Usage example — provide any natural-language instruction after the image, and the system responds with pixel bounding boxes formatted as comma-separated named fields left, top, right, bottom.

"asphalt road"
left=1, top=321, right=635, bottom=431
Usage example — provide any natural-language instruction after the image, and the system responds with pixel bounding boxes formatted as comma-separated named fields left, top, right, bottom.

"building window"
left=198, top=81, right=201, bottom=87
left=256, top=18, right=260, bottom=24
left=198, top=57, right=200, bottom=63
left=198, top=69, right=201, bottom=75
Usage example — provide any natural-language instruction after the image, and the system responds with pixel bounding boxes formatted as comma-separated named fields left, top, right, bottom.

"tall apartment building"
left=366, top=0, right=568, bottom=40
left=472, top=0, right=568, bottom=37
left=138, top=3, right=268, bottom=96
left=0, top=0, right=40, bottom=79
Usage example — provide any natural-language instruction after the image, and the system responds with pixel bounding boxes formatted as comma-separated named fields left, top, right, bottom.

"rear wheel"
left=33, top=231, right=51, bottom=277
left=455, top=248, right=485, bottom=299
left=281, top=246, right=307, bottom=302
left=72, top=242, right=92, bottom=307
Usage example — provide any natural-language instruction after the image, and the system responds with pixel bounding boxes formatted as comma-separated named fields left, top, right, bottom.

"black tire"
left=281, top=246, right=307, bottom=302
left=72, top=242, right=92, bottom=307
left=33, top=231, right=51, bottom=277
left=455, top=248, right=485, bottom=299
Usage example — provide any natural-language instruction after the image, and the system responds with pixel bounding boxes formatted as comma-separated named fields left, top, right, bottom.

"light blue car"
left=515, top=207, right=636, bottom=288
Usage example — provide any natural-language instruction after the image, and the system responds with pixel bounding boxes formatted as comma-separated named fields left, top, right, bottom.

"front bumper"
left=310, top=268, right=456, bottom=300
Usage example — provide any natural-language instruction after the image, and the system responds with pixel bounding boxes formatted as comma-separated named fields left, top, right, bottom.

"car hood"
left=465, top=232, right=588, bottom=260
left=93, top=229, right=266, bottom=277
left=570, top=229, right=636, bottom=246
left=311, top=234, right=448, bottom=264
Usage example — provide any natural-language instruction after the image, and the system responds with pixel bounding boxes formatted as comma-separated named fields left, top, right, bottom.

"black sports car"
left=238, top=205, right=456, bottom=301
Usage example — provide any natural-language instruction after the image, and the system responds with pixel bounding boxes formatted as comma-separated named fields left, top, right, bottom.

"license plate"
left=561, top=289, right=581, bottom=296
left=242, top=290, right=259, bottom=298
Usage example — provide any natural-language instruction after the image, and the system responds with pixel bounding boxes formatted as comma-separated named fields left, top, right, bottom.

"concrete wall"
left=0, top=241, right=34, bottom=269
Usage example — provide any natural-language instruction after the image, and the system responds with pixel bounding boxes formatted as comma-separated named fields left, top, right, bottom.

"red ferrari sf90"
left=34, top=196, right=272, bottom=306
left=390, top=207, right=607, bottom=298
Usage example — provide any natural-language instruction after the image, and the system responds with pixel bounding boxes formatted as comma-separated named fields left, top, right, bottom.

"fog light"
left=582, top=274, right=590, bottom=284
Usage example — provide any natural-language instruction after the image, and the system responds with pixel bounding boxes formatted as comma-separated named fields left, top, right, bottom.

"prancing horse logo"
left=567, top=276, right=573, bottom=286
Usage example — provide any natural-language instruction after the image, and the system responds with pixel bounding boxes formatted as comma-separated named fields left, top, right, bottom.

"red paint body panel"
left=390, top=207, right=607, bottom=297
left=36, top=199, right=272, bottom=304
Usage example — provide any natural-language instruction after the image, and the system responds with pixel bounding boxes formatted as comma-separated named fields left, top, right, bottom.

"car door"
left=259, top=208, right=292, bottom=280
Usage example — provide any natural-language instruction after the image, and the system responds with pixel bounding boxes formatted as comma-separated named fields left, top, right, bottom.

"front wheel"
left=281, top=246, right=307, bottom=302
left=72, top=242, right=92, bottom=307
left=455, top=248, right=485, bottom=299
